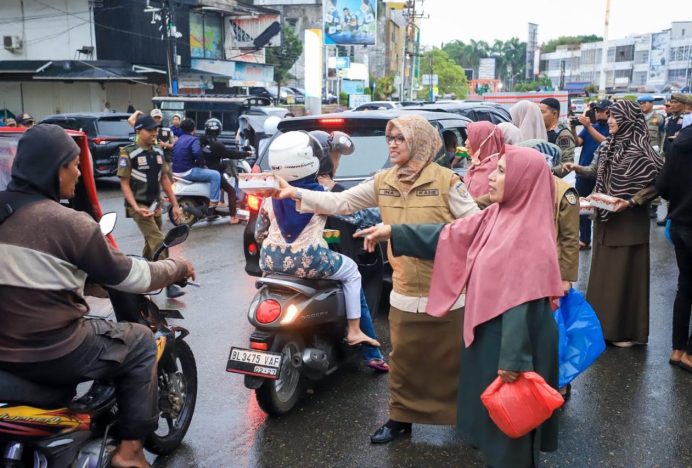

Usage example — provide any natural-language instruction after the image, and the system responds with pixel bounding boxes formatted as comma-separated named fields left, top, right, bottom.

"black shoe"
left=656, top=218, right=667, bottom=226
left=650, top=206, right=657, bottom=219
left=370, top=420, right=412, bottom=444
left=166, top=284, right=185, bottom=298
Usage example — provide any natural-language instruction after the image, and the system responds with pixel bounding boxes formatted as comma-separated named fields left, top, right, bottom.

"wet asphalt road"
left=95, top=178, right=691, bottom=468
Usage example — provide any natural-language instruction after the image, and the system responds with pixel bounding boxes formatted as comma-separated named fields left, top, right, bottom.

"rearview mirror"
left=99, top=212, right=117, bottom=235
left=163, top=225, right=190, bottom=249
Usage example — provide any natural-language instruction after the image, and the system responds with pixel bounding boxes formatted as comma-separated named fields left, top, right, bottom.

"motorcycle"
left=226, top=217, right=386, bottom=416
left=0, top=215, right=198, bottom=467
left=168, top=157, right=252, bottom=227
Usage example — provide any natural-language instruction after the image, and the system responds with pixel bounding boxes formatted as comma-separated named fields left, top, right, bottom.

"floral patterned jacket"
left=255, top=199, right=343, bottom=278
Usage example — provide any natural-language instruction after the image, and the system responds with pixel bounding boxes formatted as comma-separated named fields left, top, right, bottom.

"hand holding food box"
left=238, top=173, right=279, bottom=196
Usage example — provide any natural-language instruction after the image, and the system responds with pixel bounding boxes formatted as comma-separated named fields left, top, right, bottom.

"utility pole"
left=598, top=0, right=611, bottom=98
left=166, top=0, right=179, bottom=96
left=429, top=52, right=433, bottom=101
left=402, top=0, right=427, bottom=101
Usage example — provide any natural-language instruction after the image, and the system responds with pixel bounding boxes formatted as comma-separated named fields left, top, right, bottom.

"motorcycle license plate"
left=226, top=347, right=283, bottom=379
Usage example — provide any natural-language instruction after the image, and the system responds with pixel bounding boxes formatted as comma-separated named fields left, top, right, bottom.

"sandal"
left=579, top=241, right=591, bottom=251
left=228, top=216, right=240, bottom=225
left=365, top=359, right=390, bottom=373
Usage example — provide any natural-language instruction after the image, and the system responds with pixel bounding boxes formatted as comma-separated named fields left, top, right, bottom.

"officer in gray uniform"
left=117, top=115, right=185, bottom=297
left=637, top=94, right=664, bottom=152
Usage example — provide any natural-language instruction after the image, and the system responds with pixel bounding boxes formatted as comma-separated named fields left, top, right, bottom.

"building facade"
left=539, top=21, right=692, bottom=92
left=0, top=0, right=279, bottom=120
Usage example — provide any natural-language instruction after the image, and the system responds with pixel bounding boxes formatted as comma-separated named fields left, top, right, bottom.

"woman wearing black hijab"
left=586, top=101, right=664, bottom=347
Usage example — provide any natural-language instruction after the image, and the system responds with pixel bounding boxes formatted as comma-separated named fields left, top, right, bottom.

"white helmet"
left=263, top=115, right=281, bottom=136
left=268, top=131, right=320, bottom=182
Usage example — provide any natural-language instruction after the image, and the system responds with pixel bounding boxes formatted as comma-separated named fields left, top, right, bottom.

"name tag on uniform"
left=156, top=155, right=163, bottom=165
left=416, top=188, right=439, bottom=197
left=379, top=188, right=400, bottom=197
left=137, top=156, right=147, bottom=166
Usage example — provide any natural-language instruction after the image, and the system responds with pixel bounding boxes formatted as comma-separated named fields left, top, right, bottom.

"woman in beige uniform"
left=275, top=115, right=479, bottom=443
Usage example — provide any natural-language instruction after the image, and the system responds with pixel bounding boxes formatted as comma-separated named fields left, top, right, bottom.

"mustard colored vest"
left=374, top=163, right=457, bottom=296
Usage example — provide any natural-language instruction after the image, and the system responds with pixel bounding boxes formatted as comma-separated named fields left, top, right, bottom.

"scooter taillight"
left=256, top=299, right=281, bottom=324
left=247, top=195, right=262, bottom=212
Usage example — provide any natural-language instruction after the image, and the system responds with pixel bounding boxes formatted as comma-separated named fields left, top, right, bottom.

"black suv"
left=40, top=112, right=134, bottom=177
left=242, top=109, right=472, bottom=313
left=403, top=101, right=511, bottom=124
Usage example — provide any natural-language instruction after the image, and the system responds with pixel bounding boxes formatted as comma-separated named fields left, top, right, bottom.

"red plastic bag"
left=480, top=371, right=564, bottom=439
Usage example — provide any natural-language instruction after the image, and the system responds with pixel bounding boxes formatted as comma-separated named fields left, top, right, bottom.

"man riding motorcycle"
left=0, top=125, right=195, bottom=468
left=198, top=118, right=252, bottom=224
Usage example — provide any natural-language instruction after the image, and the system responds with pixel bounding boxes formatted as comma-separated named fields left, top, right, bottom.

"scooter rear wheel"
left=169, top=197, right=200, bottom=227
left=255, top=335, right=305, bottom=416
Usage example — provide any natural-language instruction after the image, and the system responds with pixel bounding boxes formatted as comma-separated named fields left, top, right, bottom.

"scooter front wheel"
left=255, top=335, right=305, bottom=416
left=169, top=197, right=200, bottom=227
left=145, top=340, right=198, bottom=455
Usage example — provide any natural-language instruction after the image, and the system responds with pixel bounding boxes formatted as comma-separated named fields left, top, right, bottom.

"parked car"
left=352, top=101, right=401, bottom=111
left=571, top=98, right=586, bottom=114
left=402, top=101, right=511, bottom=124
left=40, top=112, right=134, bottom=177
left=242, top=109, right=473, bottom=313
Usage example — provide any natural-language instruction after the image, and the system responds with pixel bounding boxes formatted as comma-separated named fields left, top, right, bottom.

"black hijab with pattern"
left=594, top=100, right=663, bottom=221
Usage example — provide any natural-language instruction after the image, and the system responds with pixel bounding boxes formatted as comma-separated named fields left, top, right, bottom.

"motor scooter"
left=226, top=218, right=386, bottom=416
left=0, top=215, right=198, bottom=467
left=169, top=158, right=252, bottom=226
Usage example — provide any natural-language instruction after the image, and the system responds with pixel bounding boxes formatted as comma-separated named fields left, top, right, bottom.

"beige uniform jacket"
left=298, top=172, right=479, bottom=312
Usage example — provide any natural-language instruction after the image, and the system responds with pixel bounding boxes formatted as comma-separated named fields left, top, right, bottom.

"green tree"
left=514, top=74, right=553, bottom=92
left=374, top=75, right=395, bottom=100
left=264, top=25, right=303, bottom=102
left=541, top=35, right=602, bottom=53
left=418, top=49, right=468, bottom=100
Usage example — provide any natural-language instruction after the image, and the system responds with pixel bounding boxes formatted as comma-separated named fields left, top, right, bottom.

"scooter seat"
left=0, top=369, right=75, bottom=409
left=260, top=273, right=342, bottom=290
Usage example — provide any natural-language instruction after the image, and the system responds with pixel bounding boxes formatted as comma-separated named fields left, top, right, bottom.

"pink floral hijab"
left=427, top=145, right=563, bottom=347
left=463, top=121, right=505, bottom=198
left=386, top=115, right=443, bottom=195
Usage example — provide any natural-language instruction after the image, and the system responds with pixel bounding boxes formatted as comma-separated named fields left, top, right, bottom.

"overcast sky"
left=418, top=0, right=692, bottom=47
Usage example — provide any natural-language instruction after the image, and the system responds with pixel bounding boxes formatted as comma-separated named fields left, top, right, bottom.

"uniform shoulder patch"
left=565, top=190, right=577, bottom=205
left=453, top=181, right=469, bottom=198
left=118, top=156, right=129, bottom=168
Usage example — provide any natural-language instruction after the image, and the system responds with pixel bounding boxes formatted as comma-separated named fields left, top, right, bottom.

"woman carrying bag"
left=356, top=145, right=564, bottom=467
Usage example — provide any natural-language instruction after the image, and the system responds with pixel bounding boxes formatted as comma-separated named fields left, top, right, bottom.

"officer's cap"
left=135, top=115, right=161, bottom=131
left=671, top=93, right=690, bottom=105
left=636, top=95, right=654, bottom=103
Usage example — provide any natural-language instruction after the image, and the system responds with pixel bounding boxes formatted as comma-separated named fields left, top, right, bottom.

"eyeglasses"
left=385, top=134, right=406, bottom=145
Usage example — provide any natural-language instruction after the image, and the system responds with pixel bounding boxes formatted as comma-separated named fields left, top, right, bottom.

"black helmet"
left=204, top=118, right=222, bottom=137
left=308, top=131, right=332, bottom=176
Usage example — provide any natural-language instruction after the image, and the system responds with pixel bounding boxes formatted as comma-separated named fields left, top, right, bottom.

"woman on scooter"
left=274, top=115, right=480, bottom=444
left=255, top=131, right=379, bottom=348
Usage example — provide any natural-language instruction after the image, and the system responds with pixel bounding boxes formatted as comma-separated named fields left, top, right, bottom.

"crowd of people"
left=1, top=89, right=690, bottom=466
left=268, top=92, right=692, bottom=466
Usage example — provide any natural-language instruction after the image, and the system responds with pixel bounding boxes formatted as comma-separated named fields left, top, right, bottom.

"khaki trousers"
left=127, top=204, right=167, bottom=260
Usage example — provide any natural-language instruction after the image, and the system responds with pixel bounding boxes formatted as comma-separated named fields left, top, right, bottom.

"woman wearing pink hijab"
left=356, top=145, right=563, bottom=467
left=463, top=121, right=505, bottom=200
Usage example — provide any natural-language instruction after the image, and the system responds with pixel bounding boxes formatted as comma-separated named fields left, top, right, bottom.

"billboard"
left=478, top=58, right=496, bottom=80
left=323, top=0, right=377, bottom=46
left=647, top=30, right=670, bottom=87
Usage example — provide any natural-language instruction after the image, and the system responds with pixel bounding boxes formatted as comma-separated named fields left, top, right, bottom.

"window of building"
left=615, top=45, right=634, bottom=62
left=632, top=71, right=647, bottom=86
left=607, top=47, right=616, bottom=63
left=634, top=50, right=649, bottom=64
left=670, top=45, right=691, bottom=62
left=668, top=68, right=690, bottom=85
left=614, top=69, right=632, bottom=79
left=190, top=11, right=223, bottom=59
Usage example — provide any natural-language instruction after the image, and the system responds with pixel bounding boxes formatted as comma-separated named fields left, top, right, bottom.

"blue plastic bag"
left=553, top=288, right=606, bottom=388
